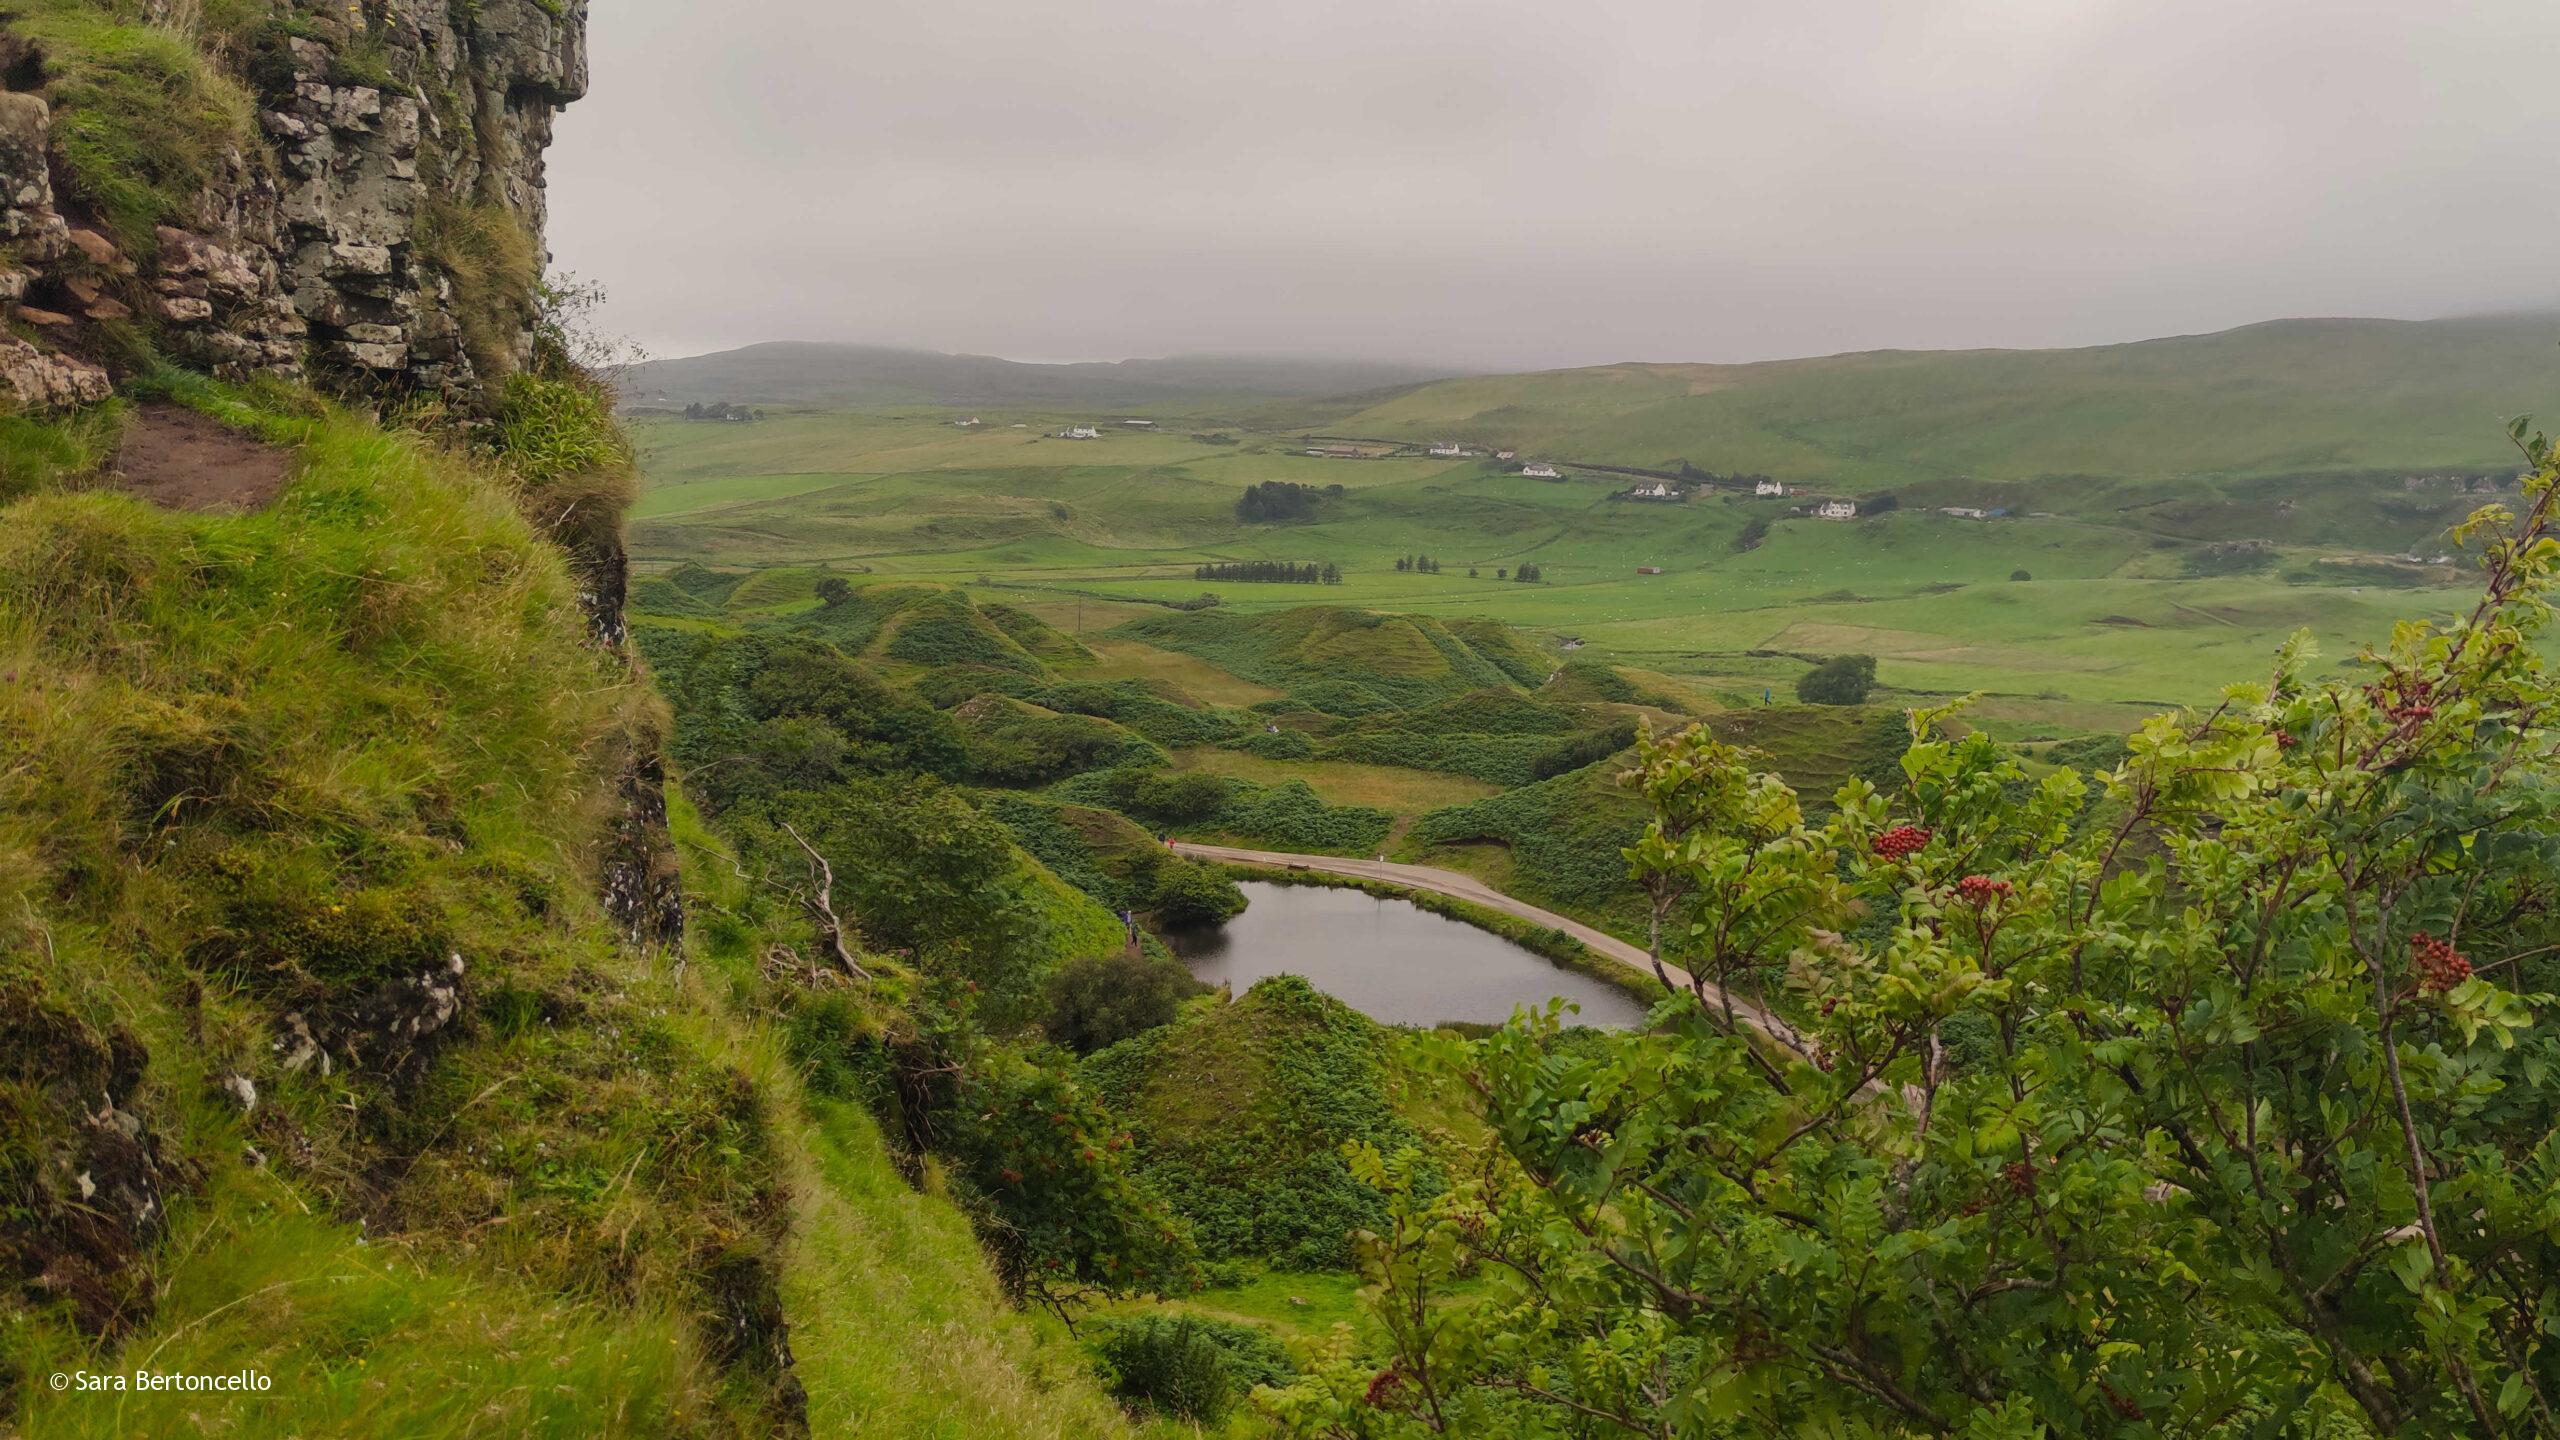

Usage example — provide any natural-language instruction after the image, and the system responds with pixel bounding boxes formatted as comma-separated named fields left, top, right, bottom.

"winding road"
left=1170, top=842, right=1807, bottom=1053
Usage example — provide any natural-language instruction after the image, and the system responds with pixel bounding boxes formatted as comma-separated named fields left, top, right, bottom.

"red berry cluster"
left=1873, top=825, right=1933, bottom=860
left=2365, top=674, right=2438, bottom=725
left=2002, top=1160, right=2037, bottom=1197
left=1955, top=874, right=2014, bottom=906
left=1364, top=1369, right=1407, bottom=1409
left=2412, top=934, right=2473, bottom=992
left=2273, top=731, right=2300, bottom=750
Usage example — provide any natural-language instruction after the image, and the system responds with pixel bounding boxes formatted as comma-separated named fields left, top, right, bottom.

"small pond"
left=1164, top=881, right=1651, bottom=1030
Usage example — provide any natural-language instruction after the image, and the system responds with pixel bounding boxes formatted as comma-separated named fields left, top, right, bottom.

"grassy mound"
left=1410, top=758, right=1654, bottom=931
left=953, top=693, right=1165, bottom=786
left=1082, top=976, right=1420, bottom=1269
left=1114, top=606, right=1539, bottom=710
left=1701, top=703, right=1909, bottom=802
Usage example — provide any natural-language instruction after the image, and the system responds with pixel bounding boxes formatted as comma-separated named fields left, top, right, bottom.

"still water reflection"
left=1164, top=881, right=1650, bottom=1030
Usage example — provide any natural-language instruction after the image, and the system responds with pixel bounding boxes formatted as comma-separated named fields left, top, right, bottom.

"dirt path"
left=111, top=404, right=294, bottom=512
left=1171, top=841, right=1809, bottom=1054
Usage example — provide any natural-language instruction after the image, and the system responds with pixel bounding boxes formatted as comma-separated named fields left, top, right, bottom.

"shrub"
left=1795, top=653, right=1877, bottom=706
left=1223, top=728, right=1317, bottom=761
left=1149, top=861, right=1246, bottom=927
left=2009, top=568, right=2032, bottom=581
left=1089, top=1314, right=1295, bottom=1422
left=1045, top=950, right=1200, bottom=1056
left=1133, top=770, right=1231, bottom=822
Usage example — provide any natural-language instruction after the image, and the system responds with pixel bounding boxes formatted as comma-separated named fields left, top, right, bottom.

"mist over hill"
left=617, top=343, right=1463, bottom=409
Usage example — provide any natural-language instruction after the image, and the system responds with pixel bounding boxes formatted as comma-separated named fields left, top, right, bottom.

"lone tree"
left=814, top=575, right=854, bottom=607
left=1795, top=652, right=1877, bottom=705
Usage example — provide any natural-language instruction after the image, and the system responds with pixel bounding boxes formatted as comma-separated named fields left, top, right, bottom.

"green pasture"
left=629, top=400, right=2511, bottom=712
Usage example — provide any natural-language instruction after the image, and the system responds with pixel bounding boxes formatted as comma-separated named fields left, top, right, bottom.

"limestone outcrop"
left=0, top=0, right=588, bottom=411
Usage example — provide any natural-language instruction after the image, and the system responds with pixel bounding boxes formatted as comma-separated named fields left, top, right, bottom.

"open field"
left=1171, top=746, right=1502, bottom=817
left=629, top=391, right=2511, bottom=714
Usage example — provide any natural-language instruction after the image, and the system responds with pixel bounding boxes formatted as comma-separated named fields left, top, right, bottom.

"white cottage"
left=1817, top=499, right=1859, bottom=520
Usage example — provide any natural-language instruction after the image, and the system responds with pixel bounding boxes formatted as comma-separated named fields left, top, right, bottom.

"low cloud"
left=550, top=0, right=2560, bottom=370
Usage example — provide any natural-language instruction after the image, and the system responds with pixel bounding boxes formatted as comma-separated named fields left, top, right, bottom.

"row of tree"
left=1394, top=555, right=1443, bottom=573
left=1193, top=560, right=1340, bottom=584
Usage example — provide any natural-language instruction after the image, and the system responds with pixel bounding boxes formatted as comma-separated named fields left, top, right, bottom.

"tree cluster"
left=1236, top=480, right=1338, bottom=523
left=1195, top=560, right=1339, bottom=584
left=1797, top=652, right=1879, bottom=705
left=679, top=400, right=765, bottom=422
left=1395, top=555, right=1442, bottom=574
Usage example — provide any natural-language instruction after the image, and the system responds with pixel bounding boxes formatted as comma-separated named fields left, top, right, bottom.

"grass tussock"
left=414, top=200, right=543, bottom=381
left=9, top=1, right=259, bottom=254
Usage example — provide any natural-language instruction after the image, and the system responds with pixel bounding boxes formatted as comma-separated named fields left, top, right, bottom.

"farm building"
left=1625, top=482, right=1679, bottom=500
left=1636, top=566, right=1665, bottom=575
left=1429, top=442, right=1473, bottom=457
left=1304, top=445, right=1365, bottom=459
left=1755, top=480, right=1786, bottom=497
left=1057, top=425, right=1101, bottom=440
left=1121, top=419, right=1157, bottom=428
left=1817, top=499, right=1859, bottom=520
left=1940, top=506, right=1990, bottom=520
left=1495, top=450, right=1518, bottom=461
left=1523, top=463, right=1561, bottom=478
left=954, top=416, right=983, bottom=428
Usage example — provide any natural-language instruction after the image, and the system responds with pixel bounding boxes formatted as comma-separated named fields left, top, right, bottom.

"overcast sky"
left=547, top=0, right=2560, bottom=372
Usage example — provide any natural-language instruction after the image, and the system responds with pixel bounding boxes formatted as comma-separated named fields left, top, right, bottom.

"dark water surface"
left=1164, top=881, right=1650, bottom=1030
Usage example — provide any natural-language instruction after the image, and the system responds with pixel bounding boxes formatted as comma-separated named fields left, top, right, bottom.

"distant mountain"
left=1312, top=315, right=2560, bottom=486
left=615, top=343, right=1462, bottom=410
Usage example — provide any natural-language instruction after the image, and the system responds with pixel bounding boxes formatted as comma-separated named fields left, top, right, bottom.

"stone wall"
left=0, top=0, right=588, bottom=411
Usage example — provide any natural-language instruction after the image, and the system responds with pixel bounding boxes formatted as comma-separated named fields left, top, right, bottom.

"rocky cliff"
left=0, top=0, right=587, bottom=411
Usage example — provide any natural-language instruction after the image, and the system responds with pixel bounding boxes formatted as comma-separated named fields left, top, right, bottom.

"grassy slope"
left=0, top=387, right=1137, bottom=1437
left=1332, top=315, right=2560, bottom=485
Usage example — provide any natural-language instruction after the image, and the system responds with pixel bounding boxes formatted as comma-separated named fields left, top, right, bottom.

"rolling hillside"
left=1318, top=315, right=2560, bottom=485
left=620, top=344, right=1458, bottom=410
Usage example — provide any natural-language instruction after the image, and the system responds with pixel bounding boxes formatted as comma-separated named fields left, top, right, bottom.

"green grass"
left=624, top=396, right=2517, bottom=712
left=15, top=1166, right=712, bottom=1440
left=1081, top=976, right=1421, bottom=1270
left=0, top=378, right=809, bottom=1430
left=1171, top=747, right=1500, bottom=819
left=10, top=2, right=259, bottom=253
left=781, top=1097, right=1142, bottom=1438
left=1327, top=314, right=2560, bottom=487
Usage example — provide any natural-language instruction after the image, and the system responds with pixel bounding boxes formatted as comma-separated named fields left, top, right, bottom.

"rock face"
left=0, top=0, right=588, bottom=410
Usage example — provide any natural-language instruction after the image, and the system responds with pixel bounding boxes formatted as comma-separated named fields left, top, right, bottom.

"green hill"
left=1081, top=976, right=1420, bottom=1269
left=1114, top=607, right=1551, bottom=711
left=621, top=344, right=1458, bottom=410
left=1329, top=315, right=2560, bottom=486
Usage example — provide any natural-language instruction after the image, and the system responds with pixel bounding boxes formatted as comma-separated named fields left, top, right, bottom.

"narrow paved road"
left=1172, top=842, right=1807, bottom=1052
